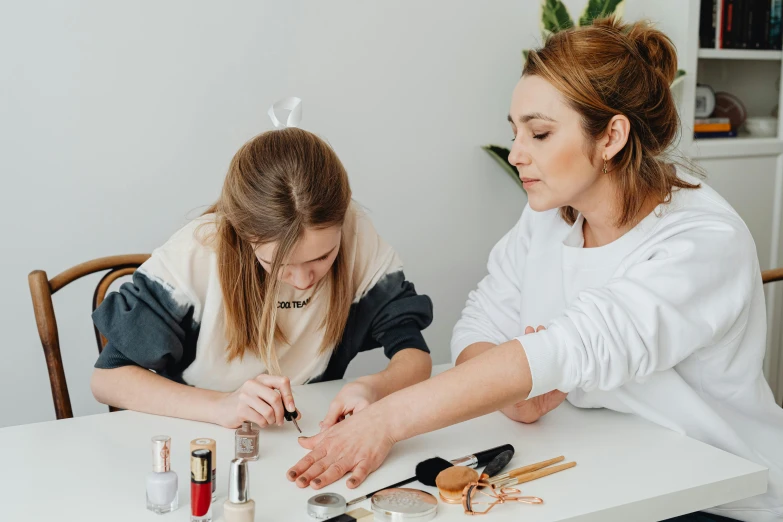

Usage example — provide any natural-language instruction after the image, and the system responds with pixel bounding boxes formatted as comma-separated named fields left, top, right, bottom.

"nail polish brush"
left=274, top=388, right=302, bottom=433
left=285, top=409, right=302, bottom=433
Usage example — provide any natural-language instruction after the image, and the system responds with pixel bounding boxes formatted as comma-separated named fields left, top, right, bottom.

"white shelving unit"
left=698, top=48, right=783, bottom=60
left=626, top=0, right=783, bottom=399
left=692, top=0, right=783, bottom=400
left=690, top=136, right=783, bottom=159
left=684, top=0, right=783, bottom=158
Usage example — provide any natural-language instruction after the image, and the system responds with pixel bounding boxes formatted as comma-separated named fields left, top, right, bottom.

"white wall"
left=0, top=0, right=544, bottom=427
left=0, top=0, right=717, bottom=428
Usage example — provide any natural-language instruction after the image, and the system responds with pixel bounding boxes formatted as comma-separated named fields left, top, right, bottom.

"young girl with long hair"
left=91, top=112, right=433, bottom=431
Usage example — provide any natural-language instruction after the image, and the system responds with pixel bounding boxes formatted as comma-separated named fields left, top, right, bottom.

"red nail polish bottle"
left=191, top=449, right=212, bottom=522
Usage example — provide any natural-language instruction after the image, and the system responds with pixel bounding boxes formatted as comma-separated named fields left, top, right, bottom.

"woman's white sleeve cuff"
left=515, top=330, right=572, bottom=399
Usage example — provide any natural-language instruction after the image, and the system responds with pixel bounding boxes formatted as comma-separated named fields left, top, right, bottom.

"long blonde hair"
left=206, top=127, right=353, bottom=374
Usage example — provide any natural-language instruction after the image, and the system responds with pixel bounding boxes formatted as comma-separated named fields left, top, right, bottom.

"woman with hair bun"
left=289, top=18, right=783, bottom=522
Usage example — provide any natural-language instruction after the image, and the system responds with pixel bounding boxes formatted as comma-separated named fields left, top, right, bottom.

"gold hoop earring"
left=602, top=157, right=608, bottom=175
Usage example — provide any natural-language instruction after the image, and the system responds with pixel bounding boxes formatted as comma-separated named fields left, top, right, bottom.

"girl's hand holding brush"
left=214, top=374, right=297, bottom=429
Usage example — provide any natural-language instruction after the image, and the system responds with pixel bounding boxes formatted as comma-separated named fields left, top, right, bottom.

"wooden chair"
left=28, top=254, right=150, bottom=420
left=763, top=268, right=783, bottom=285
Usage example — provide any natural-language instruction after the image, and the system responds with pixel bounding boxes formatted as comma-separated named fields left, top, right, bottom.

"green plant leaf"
left=482, top=145, right=523, bottom=189
left=541, top=0, right=573, bottom=36
left=578, top=0, right=624, bottom=27
left=671, top=69, right=686, bottom=88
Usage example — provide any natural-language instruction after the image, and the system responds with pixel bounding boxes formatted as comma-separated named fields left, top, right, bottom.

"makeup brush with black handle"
left=479, top=449, right=514, bottom=480
left=415, top=443, right=517, bottom=487
left=345, top=444, right=514, bottom=506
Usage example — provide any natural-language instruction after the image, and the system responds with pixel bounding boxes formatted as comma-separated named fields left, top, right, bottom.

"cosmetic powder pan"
left=307, top=492, right=347, bottom=519
left=370, top=488, right=438, bottom=522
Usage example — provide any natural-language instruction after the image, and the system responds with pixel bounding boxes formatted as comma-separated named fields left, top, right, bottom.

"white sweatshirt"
left=452, top=172, right=783, bottom=521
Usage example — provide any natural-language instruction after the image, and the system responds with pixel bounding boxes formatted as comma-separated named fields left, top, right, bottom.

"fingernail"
left=287, top=402, right=295, bottom=411
left=288, top=471, right=297, bottom=479
left=298, top=477, right=308, bottom=485
left=313, top=478, right=321, bottom=485
left=349, top=478, right=357, bottom=485
left=298, top=436, right=307, bottom=441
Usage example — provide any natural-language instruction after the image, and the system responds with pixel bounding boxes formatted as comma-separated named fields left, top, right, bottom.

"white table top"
left=2, top=365, right=768, bottom=521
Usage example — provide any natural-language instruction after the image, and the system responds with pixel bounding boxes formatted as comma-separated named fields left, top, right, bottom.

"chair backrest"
left=763, top=268, right=783, bottom=285
left=28, top=254, right=150, bottom=420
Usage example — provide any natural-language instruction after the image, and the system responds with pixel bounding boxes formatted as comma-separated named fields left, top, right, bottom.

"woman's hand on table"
left=500, top=326, right=567, bottom=423
left=287, top=406, right=395, bottom=490
left=212, top=374, right=297, bottom=429
left=318, top=379, right=378, bottom=432
left=286, top=336, right=539, bottom=490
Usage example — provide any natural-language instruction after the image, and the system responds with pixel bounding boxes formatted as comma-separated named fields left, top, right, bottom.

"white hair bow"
left=268, top=97, right=302, bottom=129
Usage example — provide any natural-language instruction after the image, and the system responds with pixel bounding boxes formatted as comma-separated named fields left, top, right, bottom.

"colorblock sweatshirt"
left=93, top=202, right=433, bottom=390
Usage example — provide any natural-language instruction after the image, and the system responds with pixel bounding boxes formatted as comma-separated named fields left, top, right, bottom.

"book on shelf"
left=694, top=123, right=733, bottom=131
left=722, top=0, right=734, bottom=47
left=699, top=0, right=782, bottom=49
left=701, top=0, right=718, bottom=47
left=694, top=129, right=739, bottom=138
left=773, top=0, right=782, bottom=49
left=695, top=117, right=732, bottom=124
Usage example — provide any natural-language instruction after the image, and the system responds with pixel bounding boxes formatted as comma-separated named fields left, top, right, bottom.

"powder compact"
left=370, top=488, right=438, bottom=522
left=308, top=493, right=348, bottom=520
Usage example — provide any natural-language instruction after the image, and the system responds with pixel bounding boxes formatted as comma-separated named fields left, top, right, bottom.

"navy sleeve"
left=359, top=270, right=433, bottom=359
left=311, top=270, right=433, bottom=382
left=92, top=271, right=199, bottom=383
